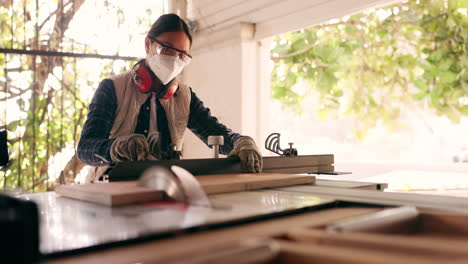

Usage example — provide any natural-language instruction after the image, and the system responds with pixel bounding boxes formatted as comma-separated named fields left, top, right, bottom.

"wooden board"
left=56, top=173, right=315, bottom=206
left=196, top=173, right=315, bottom=194
left=286, top=228, right=468, bottom=259
left=276, top=240, right=454, bottom=264
left=55, top=182, right=163, bottom=206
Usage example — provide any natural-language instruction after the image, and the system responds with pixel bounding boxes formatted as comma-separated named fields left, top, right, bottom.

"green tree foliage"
left=271, top=0, right=468, bottom=138
left=0, top=0, right=156, bottom=192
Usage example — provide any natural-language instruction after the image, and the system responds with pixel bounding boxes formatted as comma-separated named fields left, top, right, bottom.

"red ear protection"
left=161, top=79, right=179, bottom=99
left=132, top=61, right=179, bottom=100
left=134, top=65, right=153, bottom=93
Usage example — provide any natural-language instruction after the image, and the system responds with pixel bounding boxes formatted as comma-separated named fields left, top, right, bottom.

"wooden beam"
left=255, top=0, right=401, bottom=39
left=189, top=0, right=400, bottom=39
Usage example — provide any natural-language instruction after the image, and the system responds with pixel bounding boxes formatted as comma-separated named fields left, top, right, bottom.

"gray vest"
left=86, top=70, right=191, bottom=182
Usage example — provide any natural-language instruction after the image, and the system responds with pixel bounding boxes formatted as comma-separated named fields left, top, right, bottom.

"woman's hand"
left=229, top=136, right=263, bottom=173
left=110, top=134, right=156, bottom=162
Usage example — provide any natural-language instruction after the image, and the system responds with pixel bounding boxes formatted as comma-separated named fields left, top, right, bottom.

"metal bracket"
left=265, top=133, right=298, bottom=156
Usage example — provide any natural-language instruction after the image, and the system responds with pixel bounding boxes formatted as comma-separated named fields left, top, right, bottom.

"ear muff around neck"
left=159, top=79, right=179, bottom=100
left=134, top=64, right=153, bottom=93
left=132, top=60, right=179, bottom=99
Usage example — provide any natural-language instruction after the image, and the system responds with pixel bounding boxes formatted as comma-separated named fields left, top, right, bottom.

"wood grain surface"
left=55, top=173, right=315, bottom=206
left=55, top=181, right=163, bottom=206
left=286, top=228, right=468, bottom=259
left=197, top=173, right=315, bottom=194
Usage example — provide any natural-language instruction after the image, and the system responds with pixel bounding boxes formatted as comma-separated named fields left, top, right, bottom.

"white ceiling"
left=187, top=0, right=400, bottom=39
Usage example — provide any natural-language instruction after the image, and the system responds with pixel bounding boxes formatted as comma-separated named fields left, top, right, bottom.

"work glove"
left=110, top=134, right=156, bottom=162
left=147, top=131, right=162, bottom=160
left=229, top=136, right=263, bottom=173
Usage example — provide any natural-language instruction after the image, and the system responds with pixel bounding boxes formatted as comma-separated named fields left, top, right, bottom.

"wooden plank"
left=198, top=173, right=315, bottom=195
left=262, top=155, right=333, bottom=169
left=55, top=182, right=163, bottom=206
left=160, top=239, right=279, bottom=264
left=277, top=240, right=457, bottom=264
left=262, top=165, right=334, bottom=174
left=262, top=166, right=319, bottom=174
left=419, top=210, right=468, bottom=236
left=286, top=228, right=468, bottom=258
left=56, top=173, right=315, bottom=206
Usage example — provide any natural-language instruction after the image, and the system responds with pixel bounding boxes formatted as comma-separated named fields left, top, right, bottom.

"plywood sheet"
left=56, top=173, right=315, bottom=206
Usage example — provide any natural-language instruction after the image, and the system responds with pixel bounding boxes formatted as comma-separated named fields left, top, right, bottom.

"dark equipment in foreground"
left=0, top=193, right=39, bottom=263
left=0, top=130, right=9, bottom=167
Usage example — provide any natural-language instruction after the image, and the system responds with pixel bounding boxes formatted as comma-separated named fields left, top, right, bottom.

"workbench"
left=8, top=155, right=468, bottom=263
left=23, top=179, right=468, bottom=264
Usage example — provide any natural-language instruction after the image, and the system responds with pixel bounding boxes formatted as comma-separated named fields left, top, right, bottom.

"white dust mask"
left=148, top=53, right=186, bottom=85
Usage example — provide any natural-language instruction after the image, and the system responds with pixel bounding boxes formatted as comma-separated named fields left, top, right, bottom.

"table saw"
left=5, top=154, right=468, bottom=264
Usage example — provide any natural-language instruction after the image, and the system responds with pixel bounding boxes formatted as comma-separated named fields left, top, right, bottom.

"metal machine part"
left=171, top=165, right=212, bottom=208
left=168, top=144, right=182, bottom=160
left=265, top=132, right=298, bottom=156
left=109, top=154, right=335, bottom=181
left=138, top=166, right=187, bottom=203
left=208, top=135, right=224, bottom=159
left=25, top=190, right=334, bottom=256
left=138, top=165, right=211, bottom=208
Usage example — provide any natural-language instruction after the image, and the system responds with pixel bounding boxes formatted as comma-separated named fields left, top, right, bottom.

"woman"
left=77, top=14, right=262, bottom=182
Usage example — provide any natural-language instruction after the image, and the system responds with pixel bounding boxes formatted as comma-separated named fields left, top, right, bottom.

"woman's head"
left=147, top=14, right=192, bottom=45
left=144, top=14, right=192, bottom=86
left=145, top=14, right=192, bottom=58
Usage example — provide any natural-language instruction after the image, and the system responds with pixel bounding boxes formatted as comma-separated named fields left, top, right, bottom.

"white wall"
left=181, top=23, right=271, bottom=158
left=180, top=0, right=398, bottom=158
left=182, top=37, right=242, bottom=158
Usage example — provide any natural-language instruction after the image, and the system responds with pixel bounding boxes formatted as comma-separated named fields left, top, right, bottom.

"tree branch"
left=1, top=85, right=33, bottom=101
left=51, top=72, right=87, bottom=108
left=37, top=1, right=74, bottom=33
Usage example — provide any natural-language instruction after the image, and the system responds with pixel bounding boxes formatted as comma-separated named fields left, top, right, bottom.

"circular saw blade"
left=171, top=165, right=212, bottom=208
left=138, top=166, right=187, bottom=203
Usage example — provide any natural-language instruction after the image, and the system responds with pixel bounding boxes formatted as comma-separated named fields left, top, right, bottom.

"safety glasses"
left=150, top=37, right=192, bottom=64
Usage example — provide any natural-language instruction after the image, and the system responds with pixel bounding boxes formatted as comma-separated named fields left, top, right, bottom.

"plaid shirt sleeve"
left=187, top=88, right=242, bottom=155
left=77, top=79, right=117, bottom=166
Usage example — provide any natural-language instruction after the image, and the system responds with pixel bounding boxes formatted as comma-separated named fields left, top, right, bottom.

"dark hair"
left=147, top=14, right=192, bottom=45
